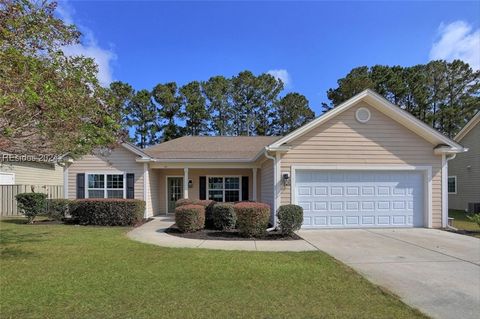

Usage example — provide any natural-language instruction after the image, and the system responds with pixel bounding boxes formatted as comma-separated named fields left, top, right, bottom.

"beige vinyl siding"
left=279, top=103, right=444, bottom=228
left=260, top=159, right=274, bottom=214
left=449, top=123, right=480, bottom=211
left=67, top=147, right=145, bottom=202
left=0, top=161, right=63, bottom=185
left=155, top=168, right=256, bottom=215
left=147, top=169, right=161, bottom=216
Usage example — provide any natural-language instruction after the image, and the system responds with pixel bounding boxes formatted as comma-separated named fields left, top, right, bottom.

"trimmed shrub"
left=234, top=202, right=270, bottom=237
left=46, top=199, right=71, bottom=221
left=70, top=199, right=145, bottom=226
left=175, top=204, right=205, bottom=232
left=277, top=204, right=303, bottom=236
left=196, top=200, right=216, bottom=229
left=175, top=198, right=198, bottom=207
left=213, top=203, right=236, bottom=230
left=15, top=193, right=47, bottom=223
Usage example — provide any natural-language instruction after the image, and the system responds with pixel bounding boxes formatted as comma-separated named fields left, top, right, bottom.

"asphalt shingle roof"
left=143, top=136, right=282, bottom=160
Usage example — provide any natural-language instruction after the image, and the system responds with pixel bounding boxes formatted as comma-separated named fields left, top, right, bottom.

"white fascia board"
left=454, top=111, right=480, bottom=142
left=121, top=142, right=153, bottom=159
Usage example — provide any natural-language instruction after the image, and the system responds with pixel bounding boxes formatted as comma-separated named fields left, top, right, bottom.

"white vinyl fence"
left=0, top=185, right=63, bottom=217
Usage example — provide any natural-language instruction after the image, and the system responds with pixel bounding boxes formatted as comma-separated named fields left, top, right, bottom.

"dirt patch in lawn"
left=165, top=226, right=301, bottom=241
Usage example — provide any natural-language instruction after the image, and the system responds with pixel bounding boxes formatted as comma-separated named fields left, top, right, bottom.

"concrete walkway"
left=127, top=217, right=317, bottom=252
left=299, top=228, right=480, bottom=319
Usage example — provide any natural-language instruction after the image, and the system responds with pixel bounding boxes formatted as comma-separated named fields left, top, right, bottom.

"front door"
left=167, top=177, right=183, bottom=214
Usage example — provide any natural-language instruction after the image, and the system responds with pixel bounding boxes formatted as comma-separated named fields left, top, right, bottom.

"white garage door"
left=295, top=170, right=424, bottom=228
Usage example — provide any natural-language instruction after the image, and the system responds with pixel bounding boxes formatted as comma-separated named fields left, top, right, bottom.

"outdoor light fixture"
left=282, top=173, right=291, bottom=186
left=188, top=179, right=193, bottom=188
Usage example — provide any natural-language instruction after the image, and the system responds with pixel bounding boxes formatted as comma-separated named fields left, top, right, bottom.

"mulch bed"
left=165, top=225, right=301, bottom=241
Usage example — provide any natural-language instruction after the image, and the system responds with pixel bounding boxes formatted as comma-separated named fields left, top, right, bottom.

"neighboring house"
left=0, top=159, right=64, bottom=216
left=0, top=160, right=63, bottom=185
left=64, top=90, right=465, bottom=229
left=448, top=112, right=480, bottom=212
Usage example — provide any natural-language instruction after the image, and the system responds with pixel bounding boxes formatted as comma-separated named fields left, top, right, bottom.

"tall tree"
left=125, top=90, right=157, bottom=148
left=203, top=76, right=232, bottom=135
left=272, top=93, right=315, bottom=135
left=254, top=73, right=284, bottom=135
left=324, top=61, right=480, bottom=137
left=152, top=82, right=183, bottom=141
left=0, top=0, right=122, bottom=156
left=231, top=71, right=258, bottom=136
left=326, top=66, right=374, bottom=106
left=180, top=81, right=209, bottom=135
left=107, top=81, right=134, bottom=132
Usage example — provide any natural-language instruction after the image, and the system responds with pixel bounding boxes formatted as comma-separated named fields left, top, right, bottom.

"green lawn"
left=449, top=209, right=480, bottom=238
left=0, top=219, right=427, bottom=319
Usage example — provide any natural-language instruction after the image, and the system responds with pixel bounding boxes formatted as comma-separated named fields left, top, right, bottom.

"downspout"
left=264, top=148, right=277, bottom=231
left=444, top=153, right=457, bottom=230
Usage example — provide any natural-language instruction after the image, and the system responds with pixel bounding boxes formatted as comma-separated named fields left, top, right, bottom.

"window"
left=87, top=173, right=124, bottom=198
left=208, top=176, right=240, bottom=202
left=448, top=176, right=457, bottom=194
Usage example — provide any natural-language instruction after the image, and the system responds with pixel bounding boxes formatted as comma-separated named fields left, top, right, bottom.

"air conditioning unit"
left=467, top=203, right=480, bottom=213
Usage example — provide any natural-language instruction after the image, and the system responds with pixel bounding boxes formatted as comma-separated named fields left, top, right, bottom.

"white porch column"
left=183, top=167, right=189, bottom=199
left=252, top=168, right=258, bottom=201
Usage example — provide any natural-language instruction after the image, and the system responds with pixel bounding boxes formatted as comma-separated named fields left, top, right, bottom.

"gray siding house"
left=448, top=112, right=480, bottom=212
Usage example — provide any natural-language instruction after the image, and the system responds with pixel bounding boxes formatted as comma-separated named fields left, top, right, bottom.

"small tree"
left=15, top=193, right=47, bottom=223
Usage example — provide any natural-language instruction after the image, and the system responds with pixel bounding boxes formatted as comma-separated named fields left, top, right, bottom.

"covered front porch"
left=148, top=164, right=261, bottom=215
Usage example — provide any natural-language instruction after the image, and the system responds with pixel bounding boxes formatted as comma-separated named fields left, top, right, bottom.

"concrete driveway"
left=298, top=228, right=480, bottom=319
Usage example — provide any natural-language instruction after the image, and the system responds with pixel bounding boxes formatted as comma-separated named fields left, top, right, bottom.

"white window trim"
left=206, top=175, right=242, bottom=203
left=0, top=172, right=15, bottom=185
left=448, top=176, right=457, bottom=194
left=85, top=172, right=126, bottom=199
left=290, top=164, right=433, bottom=228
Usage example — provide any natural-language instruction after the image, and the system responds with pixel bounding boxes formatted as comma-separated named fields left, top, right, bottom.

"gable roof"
left=268, top=89, right=466, bottom=153
left=455, top=111, right=480, bottom=142
left=121, top=142, right=153, bottom=160
left=144, top=136, right=281, bottom=161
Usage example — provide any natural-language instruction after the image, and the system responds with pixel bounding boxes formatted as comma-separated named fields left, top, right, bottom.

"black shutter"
left=199, top=176, right=206, bottom=200
left=76, top=173, right=85, bottom=199
left=126, top=173, right=135, bottom=199
left=242, top=176, right=249, bottom=201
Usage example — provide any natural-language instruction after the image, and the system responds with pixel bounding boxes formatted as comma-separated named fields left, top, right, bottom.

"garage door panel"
left=296, top=170, right=424, bottom=228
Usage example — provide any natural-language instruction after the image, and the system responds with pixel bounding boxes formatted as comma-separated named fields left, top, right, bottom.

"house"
left=0, top=158, right=63, bottom=186
left=0, top=158, right=64, bottom=216
left=448, top=111, right=480, bottom=212
left=64, top=90, right=466, bottom=228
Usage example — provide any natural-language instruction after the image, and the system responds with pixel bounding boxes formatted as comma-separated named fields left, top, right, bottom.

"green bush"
left=234, top=202, right=270, bottom=237
left=197, top=200, right=216, bottom=229
left=277, top=204, right=303, bottom=236
left=15, top=193, right=47, bottom=223
left=467, top=213, right=480, bottom=227
left=70, top=199, right=145, bottom=226
left=175, top=204, right=205, bottom=233
left=46, top=199, right=71, bottom=221
left=213, top=203, right=236, bottom=230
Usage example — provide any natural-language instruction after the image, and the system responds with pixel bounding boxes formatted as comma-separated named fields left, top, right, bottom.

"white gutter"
left=264, top=148, right=277, bottom=231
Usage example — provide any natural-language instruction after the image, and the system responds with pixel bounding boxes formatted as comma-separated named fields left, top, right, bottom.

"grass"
left=0, top=218, right=427, bottom=319
left=449, top=209, right=480, bottom=238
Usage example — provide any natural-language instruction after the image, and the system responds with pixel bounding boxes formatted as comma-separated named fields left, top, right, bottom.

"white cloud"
left=267, top=69, right=291, bottom=86
left=57, top=1, right=116, bottom=86
left=429, top=20, right=480, bottom=70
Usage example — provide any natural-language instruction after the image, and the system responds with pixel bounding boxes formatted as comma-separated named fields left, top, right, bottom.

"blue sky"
left=59, top=1, right=480, bottom=115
